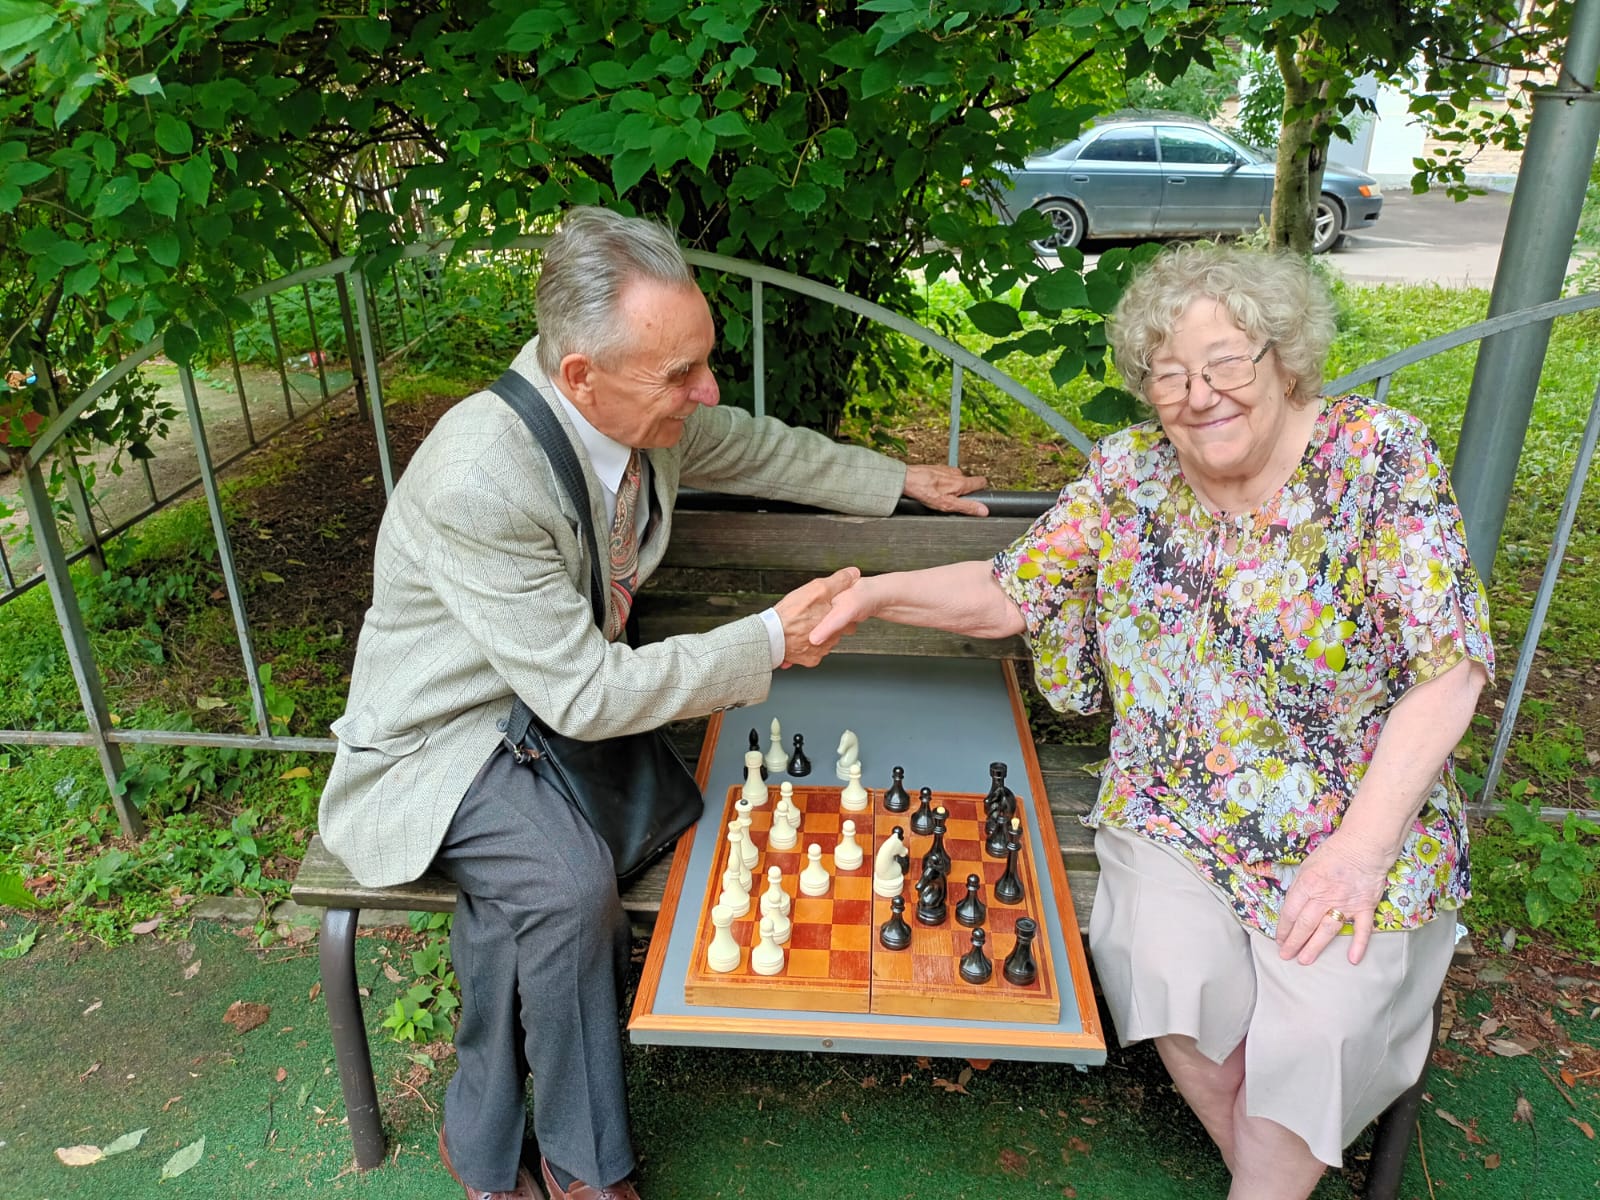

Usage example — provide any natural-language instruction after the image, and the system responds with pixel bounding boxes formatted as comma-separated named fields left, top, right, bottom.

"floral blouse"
left=994, top=398, right=1494, bottom=935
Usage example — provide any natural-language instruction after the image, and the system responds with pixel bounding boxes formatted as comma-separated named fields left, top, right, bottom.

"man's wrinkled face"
left=561, top=279, right=720, bottom=449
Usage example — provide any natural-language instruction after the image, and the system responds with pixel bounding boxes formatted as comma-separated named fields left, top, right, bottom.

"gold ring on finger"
left=1326, top=907, right=1350, bottom=925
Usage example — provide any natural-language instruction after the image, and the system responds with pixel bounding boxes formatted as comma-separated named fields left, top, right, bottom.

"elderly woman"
left=812, top=243, right=1492, bottom=1198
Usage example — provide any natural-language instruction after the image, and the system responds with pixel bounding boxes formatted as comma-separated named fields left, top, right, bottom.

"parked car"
left=987, top=114, right=1383, bottom=255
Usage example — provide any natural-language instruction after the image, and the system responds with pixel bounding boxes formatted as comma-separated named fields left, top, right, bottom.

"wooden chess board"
left=683, top=781, right=1059, bottom=1023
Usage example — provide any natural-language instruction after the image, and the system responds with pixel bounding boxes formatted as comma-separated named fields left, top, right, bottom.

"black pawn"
left=915, top=867, right=947, bottom=926
left=923, top=809, right=951, bottom=877
left=1003, top=917, right=1039, bottom=986
left=910, top=786, right=936, bottom=836
left=954, top=873, right=987, bottom=928
left=994, top=825, right=1025, bottom=905
left=960, top=926, right=993, bottom=985
left=879, top=895, right=913, bottom=951
left=787, top=734, right=811, bottom=777
left=748, top=728, right=768, bottom=780
left=883, top=766, right=911, bottom=813
left=891, top=825, right=910, bottom=877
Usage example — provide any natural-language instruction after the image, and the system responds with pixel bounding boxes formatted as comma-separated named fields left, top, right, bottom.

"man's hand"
left=904, top=464, right=989, bottom=516
left=774, top=566, right=861, bottom=667
left=808, top=573, right=880, bottom=646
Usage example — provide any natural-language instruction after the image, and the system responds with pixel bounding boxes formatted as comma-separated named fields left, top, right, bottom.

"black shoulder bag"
left=489, top=370, right=704, bottom=884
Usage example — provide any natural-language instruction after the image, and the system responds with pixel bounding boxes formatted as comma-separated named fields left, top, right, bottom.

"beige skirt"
left=1088, top=824, right=1457, bottom=1167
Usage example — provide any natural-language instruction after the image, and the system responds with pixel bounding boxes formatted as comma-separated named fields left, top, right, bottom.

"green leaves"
left=0, top=871, right=42, bottom=909
left=966, top=301, right=1024, bottom=337
left=154, top=114, right=194, bottom=156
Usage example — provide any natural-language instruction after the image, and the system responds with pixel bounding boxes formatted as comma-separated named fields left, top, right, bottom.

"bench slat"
left=657, top=512, right=1032, bottom=573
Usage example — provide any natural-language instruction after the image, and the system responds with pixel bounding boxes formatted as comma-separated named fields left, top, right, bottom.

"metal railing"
left=3, top=240, right=1598, bottom=834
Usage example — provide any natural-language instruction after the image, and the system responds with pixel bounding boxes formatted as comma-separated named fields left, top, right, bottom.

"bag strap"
left=487, top=369, right=607, bottom=753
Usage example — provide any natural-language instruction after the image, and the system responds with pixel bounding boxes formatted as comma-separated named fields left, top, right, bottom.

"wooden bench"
left=289, top=500, right=1431, bottom=1198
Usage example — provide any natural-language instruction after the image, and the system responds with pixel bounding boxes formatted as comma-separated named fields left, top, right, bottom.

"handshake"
left=772, top=566, right=875, bottom=669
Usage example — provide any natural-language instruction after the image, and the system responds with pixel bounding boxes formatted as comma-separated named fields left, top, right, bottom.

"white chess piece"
left=765, top=716, right=789, bottom=774
left=873, top=828, right=907, bottom=898
left=767, top=794, right=798, bottom=850
left=706, top=904, right=741, bottom=973
left=736, top=811, right=759, bottom=870
left=750, top=915, right=785, bottom=976
left=799, top=843, right=831, bottom=896
left=840, top=761, right=869, bottom=811
left=835, top=729, right=860, bottom=782
left=719, top=866, right=749, bottom=917
left=760, top=866, right=792, bottom=944
left=742, top=750, right=769, bottom=806
left=726, top=827, right=752, bottom=893
left=833, top=819, right=864, bottom=871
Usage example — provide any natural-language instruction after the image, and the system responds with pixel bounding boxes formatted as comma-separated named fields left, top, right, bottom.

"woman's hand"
left=1276, top=826, right=1395, bottom=967
left=808, top=573, right=880, bottom=646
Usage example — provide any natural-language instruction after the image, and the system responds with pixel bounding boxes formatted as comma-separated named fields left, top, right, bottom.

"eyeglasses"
left=1144, top=341, right=1275, bottom=406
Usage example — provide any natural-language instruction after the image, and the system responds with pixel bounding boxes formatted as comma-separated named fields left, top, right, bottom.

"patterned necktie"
left=606, top=449, right=642, bottom=641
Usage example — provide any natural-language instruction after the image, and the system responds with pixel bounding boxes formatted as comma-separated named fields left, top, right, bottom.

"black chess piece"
left=994, top=821, right=1025, bottom=905
left=954, top=873, right=987, bottom=928
left=914, top=866, right=948, bottom=926
left=883, top=765, right=911, bottom=813
left=959, top=926, right=993, bottom=985
left=1003, top=917, right=1039, bottom=986
left=748, top=728, right=768, bottom=780
left=891, top=825, right=910, bottom=877
left=879, top=895, right=913, bottom=950
left=910, top=786, right=936, bottom=836
left=984, top=808, right=1009, bottom=858
left=983, top=761, right=1016, bottom=821
left=788, top=733, right=811, bottom=777
left=923, top=809, right=951, bottom=876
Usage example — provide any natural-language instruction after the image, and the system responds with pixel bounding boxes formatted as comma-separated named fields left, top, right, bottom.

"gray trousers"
left=433, top=744, right=635, bottom=1191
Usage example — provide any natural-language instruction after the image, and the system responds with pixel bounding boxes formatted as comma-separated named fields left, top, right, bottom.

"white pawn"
left=760, top=867, right=792, bottom=944
left=835, top=729, right=860, bottom=782
left=873, top=828, right=907, bottom=898
left=750, top=915, right=785, bottom=976
left=765, top=716, right=789, bottom=774
left=833, top=819, right=864, bottom=871
left=706, top=904, right=741, bottom=973
left=726, top=828, right=752, bottom=893
left=720, top=865, right=749, bottom=917
left=799, top=843, right=831, bottom=896
left=841, top=762, right=869, bottom=811
left=768, top=783, right=799, bottom=850
left=742, top=750, right=769, bottom=806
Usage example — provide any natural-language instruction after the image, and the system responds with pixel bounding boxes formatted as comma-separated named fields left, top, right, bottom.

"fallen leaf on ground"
left=279, top=766, right=311, bottom=780
left=1485, top=1153, right=1501, bottom=1169
left=162, top=1096, right=183, bottom=1112
left=915, top=1056, right=931, bottom=1070
left=183, top=960, right=202, bottom=980
left=1435, top=1109, right=1487, bottom=1144
left=382, top=963, right=404, bottom=983
left=55, top=1145, right=103, bottom=1167
left=997, top=1147, right=1029, bottom=1178
left=957, top=1066, right=973, bottom=1087
left=161, top=1137, right=205, bottom=1181
left=223, top=1000, right=270, bottom=1033
left=1513, top=1095, right=1535, bottom=1124
left=1570, top=1118, right=1595, bottom=1139
left=78, top=1062, right=101, bottom=1082
left=1066, top=1136, right=1091, bottom=1154
left=195, top=696, right=227, bottom=710
left=82, top=1000, right=102, bottom=1016
left=932, top=1077, right=968, bottom=1094
left=103, top=1128, right=147, bottom=1157
left=859, top=1075, right=877, bottom=1089
left=1561, top=1068, right=1577, bottom=1088
left=275, top=1067, right=287, bottom=1083
left=308, top=981, right=321, bottom=1002
left=1479, top=1015, right=1502, bottom=1036
left=130, top=917, right=161, bottom=935
left=1487, top=1038, right=1531, bottom=1058
left=1079, top=1116, right=1099, bottom=1126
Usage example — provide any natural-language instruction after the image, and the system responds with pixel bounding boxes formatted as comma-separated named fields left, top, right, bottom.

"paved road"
left=1330, top=188, right=1512, bottom=288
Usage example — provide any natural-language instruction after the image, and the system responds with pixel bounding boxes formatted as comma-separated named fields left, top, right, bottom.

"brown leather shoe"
left=437, top=1125, right=542, bottom=1200
left=540, top=1157, right=641, bottom=1200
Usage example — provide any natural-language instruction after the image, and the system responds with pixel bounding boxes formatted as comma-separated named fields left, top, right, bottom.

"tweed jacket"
left=318, top=338, right=907, bottom=887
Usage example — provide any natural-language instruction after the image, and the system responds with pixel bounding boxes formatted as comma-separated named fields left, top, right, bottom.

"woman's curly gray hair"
left=1108, top=242, right=1337, bottom=406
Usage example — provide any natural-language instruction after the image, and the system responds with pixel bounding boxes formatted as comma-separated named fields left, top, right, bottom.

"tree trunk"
left=1269, top=38, right=1332, bottom=253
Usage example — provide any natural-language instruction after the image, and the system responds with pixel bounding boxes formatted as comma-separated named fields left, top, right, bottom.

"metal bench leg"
left=1364, top=989, right=1445, bottom=1200
left=320, top=906, right=387, bottom=1169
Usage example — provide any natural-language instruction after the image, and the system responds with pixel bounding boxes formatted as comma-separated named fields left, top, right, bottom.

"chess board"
left=683, top=781, right=1059, bottom=1023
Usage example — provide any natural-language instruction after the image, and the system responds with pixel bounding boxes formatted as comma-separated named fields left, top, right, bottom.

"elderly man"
left=318, top=207, right=986, bottom=1200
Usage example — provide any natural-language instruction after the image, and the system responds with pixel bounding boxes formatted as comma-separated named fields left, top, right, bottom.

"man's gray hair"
left=536, top=207, right=696, bottom=379
left=1108, top=242, right=1337, bottom=406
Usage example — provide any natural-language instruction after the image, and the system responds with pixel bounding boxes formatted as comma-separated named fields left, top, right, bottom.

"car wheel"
left=1312, top=195, right=1344, bottom=254
left=1029, top=199, right=1086, bottom=254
